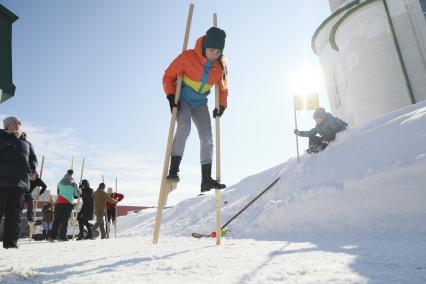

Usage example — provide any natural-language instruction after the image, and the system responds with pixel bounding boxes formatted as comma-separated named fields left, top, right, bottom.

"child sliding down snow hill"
left=294, top=107, right=348, bottom=154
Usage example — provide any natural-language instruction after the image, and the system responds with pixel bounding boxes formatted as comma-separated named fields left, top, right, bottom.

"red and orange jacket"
left=162, top=35, right=228, bottom=108
left=106, top=192, right=124, bottom=210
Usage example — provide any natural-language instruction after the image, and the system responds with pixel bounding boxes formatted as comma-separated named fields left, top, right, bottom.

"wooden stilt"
left=153, top=3, right=194, bottom=244
left=294, top=104, right=300, bottom=161
left=105, top=211, right=109, bottom=239
left=72, top=158, right=85, bottom=240
left=213, top=13, right=222, bottom=245
left=29, top=155, right=45, bottom=241
left=114, top=178, right=118, bottom=238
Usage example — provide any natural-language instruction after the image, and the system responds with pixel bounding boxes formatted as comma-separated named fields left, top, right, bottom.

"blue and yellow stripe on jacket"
left=180, top=60, right=213, bottom=107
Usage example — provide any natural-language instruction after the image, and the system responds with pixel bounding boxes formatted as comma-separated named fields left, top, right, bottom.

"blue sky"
left=0, top=0, right=331, bottom=205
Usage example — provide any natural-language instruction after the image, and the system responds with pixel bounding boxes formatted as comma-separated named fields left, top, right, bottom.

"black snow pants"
left=23, top=192, right=34, bottom=221
left=0, top=187, right=24, bottom=246
left=50, top=203, right=73, bottom=240
left=77, top=212, right=92, bottom=238
left=308, top=135, right=328, bottom=151
left=107, top=207, right=116, bottom=223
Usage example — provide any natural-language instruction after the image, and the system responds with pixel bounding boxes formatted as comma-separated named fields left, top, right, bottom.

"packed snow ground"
left=1, top=101, right=426, bottom=283
left=1, top=235, right=425, bottom=283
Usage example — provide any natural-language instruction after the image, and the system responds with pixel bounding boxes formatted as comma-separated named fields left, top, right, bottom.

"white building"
left=313, top=0, right=426, bottom=126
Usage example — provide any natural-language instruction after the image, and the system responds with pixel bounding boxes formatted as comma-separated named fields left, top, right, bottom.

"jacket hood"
left=194, top=36, right=205, bottom=61
left=81, top=179, right=90, bottom=189
left=325, top=113, right=334, bottom=122
left=59, top=174, right=75, bottom=185
left=0, top=129, right=26, bottom=140
left=317, top=113, right=333, bottom=126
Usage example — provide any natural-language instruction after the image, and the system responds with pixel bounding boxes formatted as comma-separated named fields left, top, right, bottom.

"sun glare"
left=290, top=64, right=322, bottom=95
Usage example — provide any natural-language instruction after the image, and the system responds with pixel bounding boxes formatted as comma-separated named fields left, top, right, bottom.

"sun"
left=290, top=63, right=322, bottom=95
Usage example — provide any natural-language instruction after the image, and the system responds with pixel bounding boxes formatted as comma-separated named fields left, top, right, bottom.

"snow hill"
left=119, top=101, right=426, bottom=240
left=1, top=102, right=425, bottom=284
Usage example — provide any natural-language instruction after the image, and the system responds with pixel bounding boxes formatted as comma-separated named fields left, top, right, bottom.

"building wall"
left=315, top=0, right=426, bottom=126
left=420, top=0, right=426, bottom=17
left=0, top=4, right=18, bottom=103
left=329, top=0, right=358, bottom=12
left=117, top=205, right=150, bottom=217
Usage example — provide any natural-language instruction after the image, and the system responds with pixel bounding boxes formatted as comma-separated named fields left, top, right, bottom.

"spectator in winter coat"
left=0, top=116, right=38, bottom=249
left=30, top=171, right=47, bottom=196
left=294, top=108, right=348, bottom=153
left=77, top=179, right=94, bottom=240
left=49, top=170, right=79, bottom=241
left=41, top=202, right=54, bottom=240
left=92, top=183, right=117, bottom=239
left=23, top=171, right=47, bottom=222
left=106, top=187, right=124, bottom=225
left=163, top=27, right=228, bottom=194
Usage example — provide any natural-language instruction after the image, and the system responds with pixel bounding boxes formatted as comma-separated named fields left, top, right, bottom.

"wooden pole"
left=294, top=103, right=300, bottom=161
left=80, top=159, right=85, bottom=183
left=102, top=175, right=110, bottom=238
left=105, top=211, right=109, bottom=239
left=153, top=3, right=195, bottom=244
left=39, top=156, right=45, bottom=178
left=213, top=13, right=222, bottom=245
left=114, top=177, right=118, bottom=238
left=29, top=155, right=45, bottom=241
left=72, top=158, right=85, bottom=240
left=220, top=177, right=280, bottom=230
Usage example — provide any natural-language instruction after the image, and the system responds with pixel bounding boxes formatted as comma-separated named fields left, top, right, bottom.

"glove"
left=167, top=94, right=180, bottom=113
left=294, top=129, right=301, bottom=136
left=213, top=106, right=226, bottom=118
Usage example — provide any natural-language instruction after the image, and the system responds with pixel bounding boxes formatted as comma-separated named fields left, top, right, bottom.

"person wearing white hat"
left=0, top=116, right=38, bottom=248
left=106, top=187, right=124, bottom=235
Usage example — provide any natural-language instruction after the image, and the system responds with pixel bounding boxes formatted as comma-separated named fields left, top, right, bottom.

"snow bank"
left=118, top=101, right=426, bottom=240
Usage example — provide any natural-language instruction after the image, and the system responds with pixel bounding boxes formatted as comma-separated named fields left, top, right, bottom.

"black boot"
left=42, top=230, right=47, bottom=240
left=3, top=240, right=18, bottom=249
left=167, top=156, right=182, bottom=182
left=200, top=164, right=226, bottom=193
left=85, top=226, right=93, bottom=240
left=76, top=232, right=84, bottom=241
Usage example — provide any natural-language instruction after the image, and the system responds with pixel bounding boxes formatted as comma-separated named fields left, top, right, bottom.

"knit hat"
left=3, top=116, right=21, bottom=130
left=81, top=179, right=90, bottom=188
left=99, top=183, right=106, bottom=189
left=313, top=108, right=326, bottom=119
left=202, top=27, right=226, bottom=53
left=67, top=169, right=74, bottom=175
